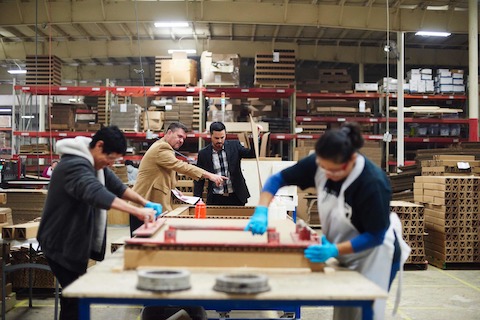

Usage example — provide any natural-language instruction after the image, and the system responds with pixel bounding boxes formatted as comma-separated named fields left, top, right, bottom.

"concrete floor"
left=4, top=226, right=480, bottom=320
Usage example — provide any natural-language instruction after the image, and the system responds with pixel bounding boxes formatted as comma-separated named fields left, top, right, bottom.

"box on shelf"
left=200, top=51, right=240, bottom=86
left=110, top=104, right=142, bottom=132
left=354, top=83, right=378, bottom=92
left=143, top=111, right=164, bottom=131
left=160, top=59, right=197, bottom=86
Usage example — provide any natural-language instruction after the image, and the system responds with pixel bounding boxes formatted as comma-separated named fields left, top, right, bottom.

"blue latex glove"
left=244, top=206, right=268, bottom=235
left=145, top=201, right=163, bottom=219
left=304, top=235, right=339, bottom=263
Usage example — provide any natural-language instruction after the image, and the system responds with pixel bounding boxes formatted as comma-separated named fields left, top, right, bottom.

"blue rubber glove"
left=145, top=201, right=163, bottom=219
left=244, top=206, right=268, bottom=235
left=304, top=235, right=339, bottom=263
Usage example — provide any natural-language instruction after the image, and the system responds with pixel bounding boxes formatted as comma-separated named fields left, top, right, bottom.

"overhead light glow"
left=415, top=31, right=451, bottom=37
left=7, top=69, right=27, bottom=74
left=155, top=21, right=189, bottom=28
left=168, top=49, right=197, bottom=54
left=426, top=5, right=449, bottom=11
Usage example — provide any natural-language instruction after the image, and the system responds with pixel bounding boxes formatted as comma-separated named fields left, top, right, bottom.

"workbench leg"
left=362, top=303, right=374, bottom=320
left=78, top=299, right=91, bottom=320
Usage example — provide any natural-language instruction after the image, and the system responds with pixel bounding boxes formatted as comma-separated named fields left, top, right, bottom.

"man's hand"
left=304, top=235, right=339, bottom=263
left=244, top=206, right=268, bottom=235
left=135, top=207, right=155, bottom=223
left=145, top=201, right=163, bottom=219
left=206, top=172, right=228, bottom=187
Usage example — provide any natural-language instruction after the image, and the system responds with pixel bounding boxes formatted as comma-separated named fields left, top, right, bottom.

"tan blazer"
left=132, top=138, right=206, bottom=211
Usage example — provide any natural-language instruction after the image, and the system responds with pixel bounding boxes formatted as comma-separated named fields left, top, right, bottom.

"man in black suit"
left=194, top=122, right=256, bottom=205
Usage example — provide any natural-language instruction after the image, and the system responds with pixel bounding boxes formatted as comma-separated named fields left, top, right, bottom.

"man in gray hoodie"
left=37, top=126, right=161, bottom=320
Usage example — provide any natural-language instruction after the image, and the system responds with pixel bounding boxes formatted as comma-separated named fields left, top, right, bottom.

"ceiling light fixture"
left=7, top=69, right=27, bottom=75
left=415, top=31, right=451, bottom=37
left=155, top=21, right=189, bottom=28
left=7, top=60, right=27, bottom=74
left=168, top=49, right=197, bottom=54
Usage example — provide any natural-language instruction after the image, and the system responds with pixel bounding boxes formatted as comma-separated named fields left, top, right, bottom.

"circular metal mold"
left=213, top=273, right=270, bottom=294
left=137, top=269, right=191, bottom=292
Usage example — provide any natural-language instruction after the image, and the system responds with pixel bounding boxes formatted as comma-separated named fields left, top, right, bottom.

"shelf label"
left=422, top=95, right=428, bottom=99
left=303, top=117, right=311, bottom=121
left=241, top=89, right=250, bottom=93
left=92, top=87, right=101, bottom=91
left=186, top=134, right=195, bottom=138
left=150, top=87, right=160, bottom=92
left=337, top=118, right=346, bottom=122
left=369, top=118, right=378, bottom=122
left=59, top=87, right=68, bottom=91
left=59, top=133, right=67, bottom=137
left=116, top=88, right=126, bottom=92
left=297, top=135, right=313, bottom=139
left=449, top=95, right=454, bottom=99
left=276, top=135, right=286, bottom=139
left=276, top=89, right=285, bottom=93
left=21, top=87, right=30, bottom=90
left=186, top=88, right=195, bottom=92
left=422, top=138, right=430, bottom=142
left=453, top=139, right=459, bottom=142
left=20, top=132, right=30, bottom=136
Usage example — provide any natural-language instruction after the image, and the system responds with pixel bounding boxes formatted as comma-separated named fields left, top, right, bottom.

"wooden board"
left=124, top=217, right=319, bottom=270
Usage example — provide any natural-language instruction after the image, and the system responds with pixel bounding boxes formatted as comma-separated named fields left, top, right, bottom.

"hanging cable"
left=133, top=0, right=152, bottom=138
left=384, top=0, right=391, bottom=173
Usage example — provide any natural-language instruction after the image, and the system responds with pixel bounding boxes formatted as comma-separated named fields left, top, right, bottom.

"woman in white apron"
left=245, top=122, right=410, bottom=320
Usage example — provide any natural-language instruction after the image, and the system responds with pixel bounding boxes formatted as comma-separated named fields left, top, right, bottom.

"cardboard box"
left=143, top=111, right=164, bottom=131
left=160, top=59, right=197, bottom=86
left=200, top=51, right=240, bottom=86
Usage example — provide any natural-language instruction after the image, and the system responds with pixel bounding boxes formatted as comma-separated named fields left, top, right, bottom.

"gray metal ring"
left=213, top=273, right=270, bottom=294
left=137, top=269, right=191, bottom=292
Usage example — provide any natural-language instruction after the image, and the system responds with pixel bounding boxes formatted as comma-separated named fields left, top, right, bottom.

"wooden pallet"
left=428, top=256, right=480, bottom=270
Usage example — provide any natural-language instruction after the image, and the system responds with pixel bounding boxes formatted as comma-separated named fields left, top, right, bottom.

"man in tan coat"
left=130, top=122, right=227, bottom=234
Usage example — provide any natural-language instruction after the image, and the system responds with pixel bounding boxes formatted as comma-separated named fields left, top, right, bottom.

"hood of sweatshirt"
left=56, top=136, right=94, bottom=166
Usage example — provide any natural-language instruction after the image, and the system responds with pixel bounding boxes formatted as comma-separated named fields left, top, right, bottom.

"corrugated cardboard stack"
left=176, top=96, right=200, bottom=131
left=390, top=201, right=426, bottom=265
left=318, top=69, right=353, bottom=92
left=201, top=51, right=240, bottom=87
left=420, top=155, right=480, bottom=176
left=0, top=190, right=47, bottom=224
left=25, top=55, right=62, bottom=86
left=110, top=104, right=142, bottom=132
left=160, top=55, right=197, bottom=86
left=414, top=174, right=480, bottom=267
left=254, top=50, right=295, bottom=87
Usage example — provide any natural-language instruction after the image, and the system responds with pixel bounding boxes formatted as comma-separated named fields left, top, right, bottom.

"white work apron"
left=316, top=155, right=410, bottom=320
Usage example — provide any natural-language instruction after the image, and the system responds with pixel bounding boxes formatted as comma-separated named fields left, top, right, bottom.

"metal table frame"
left=77, top=296, right=374, bottom=320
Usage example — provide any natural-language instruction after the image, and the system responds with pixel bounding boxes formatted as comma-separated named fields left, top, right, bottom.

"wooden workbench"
left=63, top=249, right=388, bottom=320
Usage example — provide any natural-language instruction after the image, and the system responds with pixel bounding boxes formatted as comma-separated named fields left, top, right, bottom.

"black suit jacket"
left=194, top=140, right=255, bottom=204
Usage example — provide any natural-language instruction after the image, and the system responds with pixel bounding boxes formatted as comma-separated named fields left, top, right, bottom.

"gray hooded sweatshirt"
left=37, top=136, right=127, bottom=274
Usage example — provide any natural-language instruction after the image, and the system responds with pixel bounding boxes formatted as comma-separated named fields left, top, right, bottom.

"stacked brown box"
left=390, top=201, right=426, bottom=265
left=254, top=50, right=295, bottom=87
left=154, top=56, right=170, bottom=86
left=0, top=190, right=47, bottom=224
left=318, top=69, right=353, bottom=92
left=160, top=59, right=197, bottom=86
left=110, top=104, right=142, bottom=132
left=414, top=175, right=480, bottom=267
left=25, top=55, right=62, bottom=86
left=176, top=96, right=201, bottom=131
left=163, top=102, right=195, bottom=131
left=142, top=111, right=164, bottom=131
left=421, top=155, right=480, bottom=176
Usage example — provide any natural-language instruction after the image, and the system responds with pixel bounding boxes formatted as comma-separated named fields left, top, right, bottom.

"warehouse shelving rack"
left=12, top=85, right=473, bottom=166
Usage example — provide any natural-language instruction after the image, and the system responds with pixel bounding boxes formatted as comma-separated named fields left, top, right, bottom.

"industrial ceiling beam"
left=0, top=2, right=471, bottom=34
